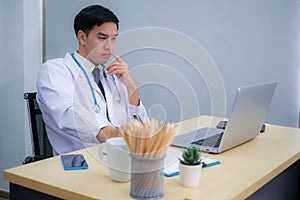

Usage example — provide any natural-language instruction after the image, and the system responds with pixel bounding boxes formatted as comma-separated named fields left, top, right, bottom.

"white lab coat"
left=37, top=52, right=147, bottom=155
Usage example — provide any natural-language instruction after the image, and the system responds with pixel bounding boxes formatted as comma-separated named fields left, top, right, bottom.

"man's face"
left=80, top=22, right=118, bottom=65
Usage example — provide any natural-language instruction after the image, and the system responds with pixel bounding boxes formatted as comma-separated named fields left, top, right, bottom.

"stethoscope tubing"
left=71, top=53, right=122, bottom=113
left=71, top=53, right=98, bottom=108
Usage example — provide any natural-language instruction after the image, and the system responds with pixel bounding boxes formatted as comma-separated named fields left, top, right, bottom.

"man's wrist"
left=96, top=126, right=121, bottom=142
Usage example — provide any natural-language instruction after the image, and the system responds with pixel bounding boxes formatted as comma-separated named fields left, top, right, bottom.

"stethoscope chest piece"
left=113, top=97, right=122, bottom=105
left=94, top=104, right=101, bottom=113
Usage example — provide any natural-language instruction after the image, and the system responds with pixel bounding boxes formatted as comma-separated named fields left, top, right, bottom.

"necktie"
left=92, top=67, right=106, bottom=101
left=92, top=67, right=111, bottom=121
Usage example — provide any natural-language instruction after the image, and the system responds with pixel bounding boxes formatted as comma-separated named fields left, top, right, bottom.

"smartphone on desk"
left=61, top=154, right=89, bottom=170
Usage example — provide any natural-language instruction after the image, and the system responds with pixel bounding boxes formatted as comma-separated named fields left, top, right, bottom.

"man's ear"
left=77, top=30, right=87, bottom=46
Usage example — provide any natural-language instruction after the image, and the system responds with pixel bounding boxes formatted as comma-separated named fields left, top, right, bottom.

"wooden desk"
left=4, top=116, right=300, bottom=199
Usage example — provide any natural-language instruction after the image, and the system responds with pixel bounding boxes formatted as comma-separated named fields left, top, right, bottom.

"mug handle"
left=99, top=143, right=108, bottom=165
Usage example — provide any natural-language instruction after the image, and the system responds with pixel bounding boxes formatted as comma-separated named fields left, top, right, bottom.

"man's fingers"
left=110, top=50, right=121, bottom=62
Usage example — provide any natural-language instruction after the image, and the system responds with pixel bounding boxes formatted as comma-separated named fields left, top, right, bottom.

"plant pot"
left=179, top=162, right=202, bottom=187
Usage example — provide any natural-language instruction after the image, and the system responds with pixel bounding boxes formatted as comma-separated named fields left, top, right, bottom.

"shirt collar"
left=74, top=52, right=101, bottom=73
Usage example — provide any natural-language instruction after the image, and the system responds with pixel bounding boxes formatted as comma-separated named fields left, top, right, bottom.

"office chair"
left=23, top=92, right=53, bottom=164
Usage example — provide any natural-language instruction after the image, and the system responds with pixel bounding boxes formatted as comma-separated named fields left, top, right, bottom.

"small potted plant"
left=179, top=146, right=203, bottom=187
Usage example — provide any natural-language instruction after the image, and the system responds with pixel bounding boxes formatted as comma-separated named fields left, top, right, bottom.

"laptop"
left=171, top=82, right=277, bottom=153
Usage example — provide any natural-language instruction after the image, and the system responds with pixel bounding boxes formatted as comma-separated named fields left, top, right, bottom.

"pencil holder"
left=130, top=154, right=166, bottom=200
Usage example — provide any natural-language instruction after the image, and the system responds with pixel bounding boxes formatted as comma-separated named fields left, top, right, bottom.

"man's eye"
left=99, top=37, right=107, bottom=40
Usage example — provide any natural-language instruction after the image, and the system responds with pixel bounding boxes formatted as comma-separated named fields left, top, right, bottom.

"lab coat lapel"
left=91, top=77, right=105, bottom=99
left=63, top=53, right=105, bottom=99
left=63, top=53, right=93, bottom=108
left=63, top=52, right=83, bottom=79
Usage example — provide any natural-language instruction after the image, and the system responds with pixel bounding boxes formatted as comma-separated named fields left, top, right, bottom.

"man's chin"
left=94, top=59, right=109, bottom=66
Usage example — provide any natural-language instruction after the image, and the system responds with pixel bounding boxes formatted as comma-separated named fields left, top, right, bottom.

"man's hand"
left=96, top=126, right=121, bottom=142
left=106, top=51, right=130, bottom=81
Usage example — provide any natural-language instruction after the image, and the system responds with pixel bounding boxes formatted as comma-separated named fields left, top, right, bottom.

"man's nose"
left=104, top=39, right=113, bottom=50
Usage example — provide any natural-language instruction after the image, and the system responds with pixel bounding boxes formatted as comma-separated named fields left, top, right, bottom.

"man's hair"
left=74, top=5, right=119, bottom=36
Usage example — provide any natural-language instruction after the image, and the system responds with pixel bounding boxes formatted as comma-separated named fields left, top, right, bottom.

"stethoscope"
left=71, top=53, right=122, bottom=113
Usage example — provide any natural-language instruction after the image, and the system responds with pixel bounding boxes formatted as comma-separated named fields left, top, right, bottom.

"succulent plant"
left=179, top=146, right=201, bottom=165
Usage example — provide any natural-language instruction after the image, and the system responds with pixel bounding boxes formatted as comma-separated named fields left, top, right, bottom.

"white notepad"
left=164, top=148, right=220, bottom=177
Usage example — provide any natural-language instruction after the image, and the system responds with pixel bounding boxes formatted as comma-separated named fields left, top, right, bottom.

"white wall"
left=45, top=0, right=300, bottom=127
left=0, top=0, right=43, bottom=192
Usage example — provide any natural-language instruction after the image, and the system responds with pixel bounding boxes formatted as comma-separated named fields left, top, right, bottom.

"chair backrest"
left=24, top=92, right=53, bottom=156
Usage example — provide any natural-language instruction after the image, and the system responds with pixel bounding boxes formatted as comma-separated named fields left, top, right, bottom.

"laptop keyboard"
left=191, top=132, right=224, bottom=148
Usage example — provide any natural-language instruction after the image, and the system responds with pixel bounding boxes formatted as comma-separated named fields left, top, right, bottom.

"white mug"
left=99, top=137, right=131, bottom=182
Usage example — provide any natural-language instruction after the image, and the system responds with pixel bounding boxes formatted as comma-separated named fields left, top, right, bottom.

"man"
left=37, top=5, right=147, bottom=155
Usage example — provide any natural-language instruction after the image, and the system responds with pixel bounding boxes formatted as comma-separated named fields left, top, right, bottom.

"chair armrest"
left=23, top=155, right=52, bottom=164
